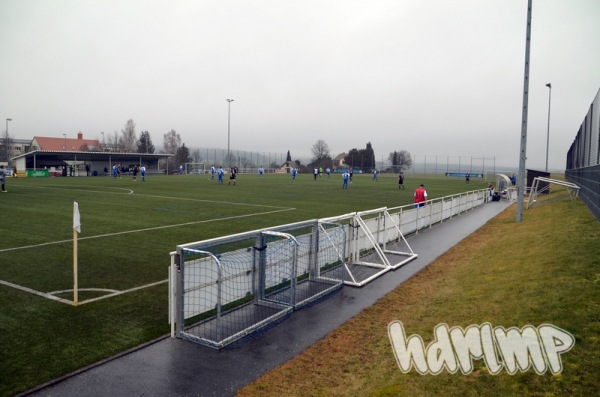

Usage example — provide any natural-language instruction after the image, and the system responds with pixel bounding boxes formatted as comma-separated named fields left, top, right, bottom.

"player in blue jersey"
left=342, top=172, right=349, bottom=189
left=218, top=166, right=224, bottom=184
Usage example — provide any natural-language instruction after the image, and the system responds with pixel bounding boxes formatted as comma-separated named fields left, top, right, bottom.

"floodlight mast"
left=516, top=0, right=532, bottom=223
left=5, top=118, right=11, bottom=163
left=545, top=83, right=552, bottom=172
left=226, top=99, right=234, bottom=155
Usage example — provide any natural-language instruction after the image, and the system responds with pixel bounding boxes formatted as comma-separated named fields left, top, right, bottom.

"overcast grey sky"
left=1, top=0, right=599, bottom=171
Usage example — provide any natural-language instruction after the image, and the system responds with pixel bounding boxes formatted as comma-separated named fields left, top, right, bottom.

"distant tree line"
left=54, top=118, right=412, bottom=173
left=308, top=140, right=412, bottom=173
left=95, top=119, right=191, bottom=172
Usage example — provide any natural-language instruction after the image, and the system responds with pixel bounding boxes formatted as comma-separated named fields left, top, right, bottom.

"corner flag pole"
left=73, top=202, right=81, bottom=306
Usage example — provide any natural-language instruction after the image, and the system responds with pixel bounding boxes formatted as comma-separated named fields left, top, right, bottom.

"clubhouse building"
left=11, top=132, right=170, bottom=176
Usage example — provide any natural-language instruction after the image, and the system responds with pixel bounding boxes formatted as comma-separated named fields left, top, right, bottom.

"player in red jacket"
left=414, top=184, right=427, bottom=208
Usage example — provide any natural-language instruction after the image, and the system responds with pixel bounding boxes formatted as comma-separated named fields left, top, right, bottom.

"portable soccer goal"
left=171, top=219, right=345, bottom=349
left=527, top=177, right=580, bottom=209
left=184, top=163, right=206, bottom=175
left=322, top=207, right=418, bottom=287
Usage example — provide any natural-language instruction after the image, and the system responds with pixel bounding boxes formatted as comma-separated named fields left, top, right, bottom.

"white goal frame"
left=526, top=177, right=580, bottom=209
left=321, top=207, right=418, bottom=287
left=169, top=219, right=345, bottom=349
left=185, top=163, right=206, bottom=175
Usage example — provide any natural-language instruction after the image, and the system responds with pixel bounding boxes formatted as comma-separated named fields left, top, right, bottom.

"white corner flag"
left=73, top=201, right=81, bottom=233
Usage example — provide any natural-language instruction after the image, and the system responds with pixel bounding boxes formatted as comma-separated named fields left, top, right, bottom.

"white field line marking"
left=76, top=279, right=168, bottom=306
left=12, top=183, right=287, bottom=208
left=0, top=279, right=168, bottom=306
left=130, top=192, right=288, bottom=208
left=1, top=185, right=295, bottom=304
left=0, top=279, right=73, bottom=305
left=0, top=207, right=296, bottom=253
left=50, top=287, right=120, bottom=294
left=14, top=184, right=134, bottom=195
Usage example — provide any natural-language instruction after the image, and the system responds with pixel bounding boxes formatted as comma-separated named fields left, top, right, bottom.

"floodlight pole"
left=226, top=99, right=234, bottom=155
left=516, top=0, right=533, bottom=223
left=5, top=118, right=11, bottom=163
left=545, top=83, right=552, bottom=172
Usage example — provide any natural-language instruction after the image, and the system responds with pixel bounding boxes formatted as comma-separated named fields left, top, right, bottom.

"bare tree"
left=163, top=129, right=182, bottom=170
left=121, top=119, right=137, bottom=152
left=311, top=139, right=331, bottom=163
left=397, top=150, right=413, bottom=170
left=106, top=130, right=124, bottom=152
left=163, top=129, right=181, bottom=155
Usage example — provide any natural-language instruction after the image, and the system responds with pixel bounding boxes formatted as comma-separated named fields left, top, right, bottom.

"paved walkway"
left=27, top=201, right=513, bottom=397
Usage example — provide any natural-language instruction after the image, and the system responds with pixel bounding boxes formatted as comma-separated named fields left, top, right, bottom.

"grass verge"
left=237, top=199, right=599, bottom=396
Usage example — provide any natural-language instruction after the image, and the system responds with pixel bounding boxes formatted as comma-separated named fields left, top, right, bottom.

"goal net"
left=526, top=177, right=580, bottom=209
left=184, top=163, right=205, bottom=175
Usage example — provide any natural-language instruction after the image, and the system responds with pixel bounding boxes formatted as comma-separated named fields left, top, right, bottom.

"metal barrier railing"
left=389, top=188, right=490, bottom=236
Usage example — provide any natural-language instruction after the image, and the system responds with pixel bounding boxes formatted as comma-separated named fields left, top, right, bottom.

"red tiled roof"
left=32, top=136, right=102, bottom=152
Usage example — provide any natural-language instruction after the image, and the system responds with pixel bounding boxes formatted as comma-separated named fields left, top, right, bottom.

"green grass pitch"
left=0, top=172, right=485, bottom=395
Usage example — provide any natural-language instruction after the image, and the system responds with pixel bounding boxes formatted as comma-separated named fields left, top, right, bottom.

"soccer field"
left=0, top=172, right=486, bottom=395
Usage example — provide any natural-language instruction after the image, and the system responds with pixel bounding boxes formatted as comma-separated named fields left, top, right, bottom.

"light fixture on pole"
left=545, top=83, right=552, bottom=172
left=226, top=99, right=234, bottom=155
